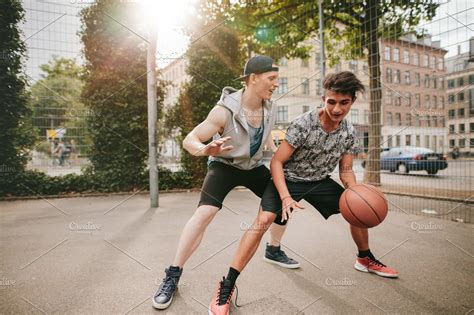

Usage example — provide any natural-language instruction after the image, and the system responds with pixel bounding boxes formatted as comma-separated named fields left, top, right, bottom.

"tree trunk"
left=363, top=0, right=381, bottom=185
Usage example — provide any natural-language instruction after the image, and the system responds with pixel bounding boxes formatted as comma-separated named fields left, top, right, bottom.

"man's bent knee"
left=254, top=210, right=276, bottom=232
left=193, top=205, right=219, bottom=225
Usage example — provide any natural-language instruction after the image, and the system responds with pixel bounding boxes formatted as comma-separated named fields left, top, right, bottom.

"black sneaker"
left=152, top=267, right=182, bottom=310
left=263, top=243, right=300, bottom=269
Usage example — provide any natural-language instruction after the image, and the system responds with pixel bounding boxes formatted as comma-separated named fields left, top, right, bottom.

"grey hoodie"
left=208, top=87, right=277, bottom=170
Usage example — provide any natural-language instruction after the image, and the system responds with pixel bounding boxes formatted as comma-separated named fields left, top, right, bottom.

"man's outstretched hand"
left=202, top=136, right=234, bottom=156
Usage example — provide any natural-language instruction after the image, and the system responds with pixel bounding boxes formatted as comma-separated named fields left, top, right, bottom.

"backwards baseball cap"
left=235, top=55, right=279, bottom=81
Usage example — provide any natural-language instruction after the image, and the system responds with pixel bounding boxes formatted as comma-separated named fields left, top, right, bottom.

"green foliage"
left=79, top=0, right=166, bottom=190
left=0, top=167, right=193, bottom=197
left=167, top=0, right=245, bottom=184
left=0, top=0, right=37, bottom=171
left=30, top=57, right=89, bottom=153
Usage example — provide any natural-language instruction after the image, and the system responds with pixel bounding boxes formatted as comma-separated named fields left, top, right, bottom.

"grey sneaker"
left=152, top=267, right=182, bottom=310
left=263, top=243, right=300, bottom=269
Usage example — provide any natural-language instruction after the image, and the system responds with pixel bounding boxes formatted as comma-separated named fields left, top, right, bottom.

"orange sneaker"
left=208, top=277, right=238, bottom=315
left=354, top=256, right=399, bottom=278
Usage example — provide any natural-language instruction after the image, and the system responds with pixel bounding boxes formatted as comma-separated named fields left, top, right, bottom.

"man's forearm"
left=270, top=160, right=291, bottom=199
left=340, top=171, right=356, bottom=189
left=183, top=135, right=207, bottom=156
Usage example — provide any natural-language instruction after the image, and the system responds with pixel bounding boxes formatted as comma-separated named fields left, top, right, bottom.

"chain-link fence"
left=22, top=0, right=472, bottom=222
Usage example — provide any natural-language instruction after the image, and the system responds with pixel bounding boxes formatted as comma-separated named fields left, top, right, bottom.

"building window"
left=384, top=46, right=391, bottom=60
left=277, top=77, right=288, bottom=94
left=302, top=78, right=310, bottom=94
left=449, top=139, right=455, bottom=148
left=387, top=135, right=393, bottom=148
left=470, top=90, right=474, bottom=116
left=427, top=116, right=431, bottom=127
left=469, top=74, right=474, bottom=85
left=403, top=50, right=410, bottom=64
left=440, top=96, right=445, bottom=109
left=415, top=73, right=420, bottom=86
left=405, top=92, right=411, bottom=106
left=434, top=118, right=438, bottom=127
left=432, top=76, right=437, bottom=89
left=386, top=91, right=392, bottom=105
left=424, top=74, right=430, bottom=88
left=395, top=113, right=401, bottom=126
left=386, top=112, right=393, bottom=125
left=405, top=135, right=411, bottom=145
left=433, top=95, right=437, bottom=108
left=459, top=138, right=466, bottom=148
left=438, top=58, right=444, bottom=70
left=471, top=139, right=474, bottom=148
left=303, top=105, right=310, bottom=113
left=458, top=108, right=465, bottom=117
left=386, top=68, right=392, bottom=83
left=439, top=78, right=444, bottom=89
left=395, top=95, right=401, bottom=106
left=415, top=94, right=420, bottom=107
left=416, top=135, right=421, bottom=146
left=470, top=122, right=474, bottom=132
left=394, top=70, right=400, bottom=83
left=277, top=106, right=288, bottom=122
left=431, top=56, right=436, bottom=69
left=413, top=52, right=419, bottom=66
left=406, top=113, right=412, bottom=126
left=448, top=94, right=455, bottom=104
left=459, top=92, right=465, bottom=102
left=423, top=54, right=429, bottom=67
left=424, top=95, right=430, bottom=108
left=447, top=79, right=455, bottom=89
left=316, top=80, right=322, bottom=95
left=364, top=110, right=369, bottom=124
left=404, top=71, right=411, bottom=85
left=393, top=48, right=400, bottom=62
left=458, top=77, right=464, bottom=87
left=448, top=110, right=455, bottom=118
left=396, top=135, right=401, bottom=146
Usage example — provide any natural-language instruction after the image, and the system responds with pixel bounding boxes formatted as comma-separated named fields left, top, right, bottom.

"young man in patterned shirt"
left=209, top=71, right=398, bottom=315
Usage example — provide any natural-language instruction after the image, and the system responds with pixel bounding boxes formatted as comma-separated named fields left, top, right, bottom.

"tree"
left=230, top=0, right=439, bottom=185
left=30, top=57, right=87, bottom=153
left=80, top=0, right=166, bottom=190
left=167, top=0, right=245, bottom=183
left=0, top=0, right=36, bottom=172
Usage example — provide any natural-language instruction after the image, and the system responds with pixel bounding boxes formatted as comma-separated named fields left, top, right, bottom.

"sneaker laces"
left=156, top=270, right=179, bottom=297
left=216, top=277, right=240, bottom=307
left=368, top=257, right=387, bottom=268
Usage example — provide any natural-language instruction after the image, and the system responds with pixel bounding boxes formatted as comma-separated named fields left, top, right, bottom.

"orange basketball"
left=339, top=184, right=388, bottom=228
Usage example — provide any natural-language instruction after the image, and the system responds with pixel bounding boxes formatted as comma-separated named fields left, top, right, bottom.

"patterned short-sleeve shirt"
left=284, top=109, right=360, bottom=182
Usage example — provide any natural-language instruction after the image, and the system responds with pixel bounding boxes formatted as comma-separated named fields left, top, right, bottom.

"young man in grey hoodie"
left=152, top=55, right=299, bottom=310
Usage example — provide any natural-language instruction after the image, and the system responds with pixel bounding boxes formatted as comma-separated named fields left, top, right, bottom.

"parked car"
left=361, top=146, right=448, bottom=175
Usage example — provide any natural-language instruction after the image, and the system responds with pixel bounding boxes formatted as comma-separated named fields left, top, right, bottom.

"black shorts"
left=199, top=161, right=271, bottom=208
left=199, top=161, right=287, bottom=225
left=261, top=177, right=345, bottom=220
